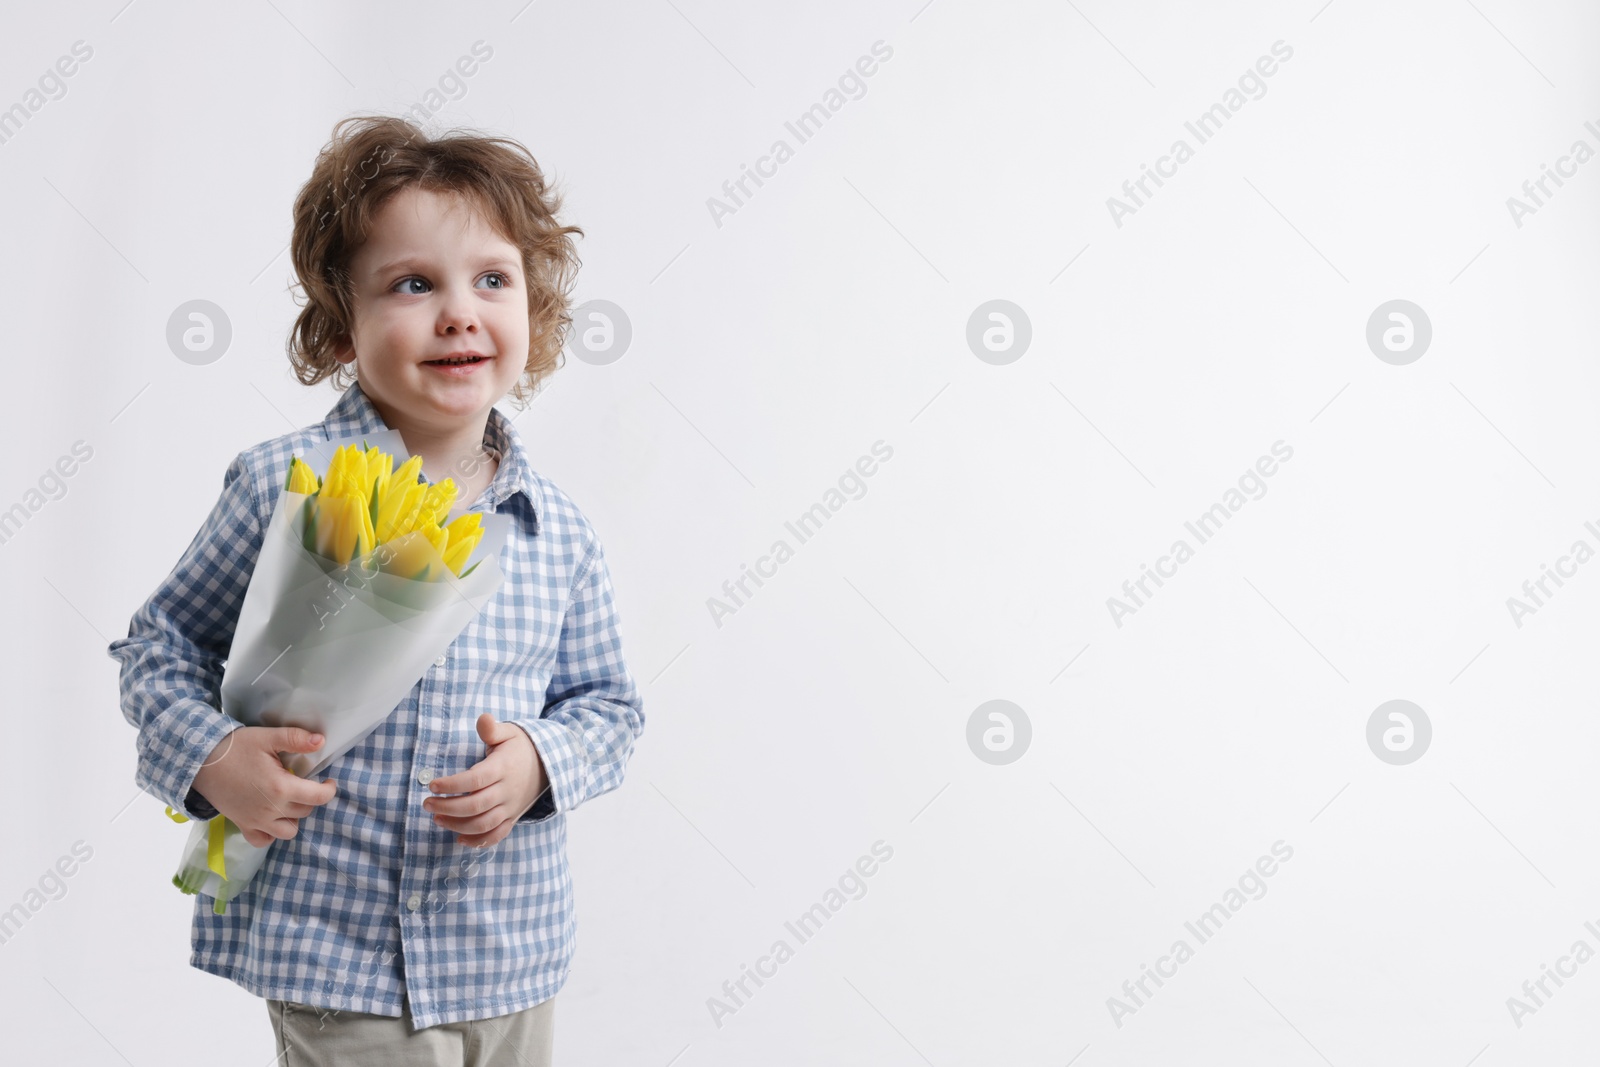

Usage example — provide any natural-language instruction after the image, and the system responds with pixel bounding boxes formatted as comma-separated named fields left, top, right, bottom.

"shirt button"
left=417, top=769, right=434, bottom=786
left=434, top=654, right=447, bottom=667
left=406, top=893, right=422, bottom=911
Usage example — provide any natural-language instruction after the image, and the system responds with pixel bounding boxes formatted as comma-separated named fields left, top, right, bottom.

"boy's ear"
left=331, top=334, right=354, bottom=364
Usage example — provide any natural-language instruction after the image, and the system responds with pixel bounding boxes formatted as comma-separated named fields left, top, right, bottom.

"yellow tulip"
left=417, top=481, right=457, bottom=529
left=375, top=455, right=427, bottom=541
left=420, top=521, right=449, bottom=558
left=364, top=446, right=392, bottom=491
left=324, top=445, right=350, bottom=497
left=442, top=512, right=485, bottom=574
left=313, top=493, right=371, bottom=565
left=286, top=456, right=321, bottom=494
left=380, top=531, right=438, bottom=581
left=376, top=479, right=423, bottom=542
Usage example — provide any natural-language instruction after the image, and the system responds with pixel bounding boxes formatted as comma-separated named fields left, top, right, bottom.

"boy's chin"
left=411, top=376, right=511, bottom=411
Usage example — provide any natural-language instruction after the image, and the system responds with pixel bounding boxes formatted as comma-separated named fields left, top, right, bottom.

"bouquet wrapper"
left=169, top=429, right=511, bottom=912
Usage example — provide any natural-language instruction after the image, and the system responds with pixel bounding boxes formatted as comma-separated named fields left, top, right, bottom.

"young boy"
left=106, top=115, right=645, bottom=1066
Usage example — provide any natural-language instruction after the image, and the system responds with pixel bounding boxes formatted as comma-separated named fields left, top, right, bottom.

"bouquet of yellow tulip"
left=167, top=429, right=511, bottom=913
left=288, top=441, right=487, bottom=581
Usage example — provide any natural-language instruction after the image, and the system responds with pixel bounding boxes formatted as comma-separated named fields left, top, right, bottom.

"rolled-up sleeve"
left=107, top=450, right=266, bottom=821
left=510, top=536, right=645, bottom=822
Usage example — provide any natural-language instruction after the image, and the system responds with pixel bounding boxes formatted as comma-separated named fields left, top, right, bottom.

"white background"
left=2, top=0, right=1598, bottom=1063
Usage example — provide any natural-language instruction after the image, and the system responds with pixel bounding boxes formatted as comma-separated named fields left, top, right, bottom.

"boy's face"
left=332, top=186, right=528, bottom=436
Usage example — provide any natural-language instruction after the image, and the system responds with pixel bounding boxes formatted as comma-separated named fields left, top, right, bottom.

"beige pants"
left=266, top=990, right=554, bottom=1066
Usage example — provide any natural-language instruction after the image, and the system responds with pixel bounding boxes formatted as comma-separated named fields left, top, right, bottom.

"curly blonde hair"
left=286, top=114, right=584, bottom=408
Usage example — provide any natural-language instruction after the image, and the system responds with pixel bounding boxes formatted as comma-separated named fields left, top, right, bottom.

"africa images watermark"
left=1106, top=39, right=1295, bottom=228
left=1503, top=517, right=1600, bottom=629
left=705, top=40, right=895, bottom=228
left=0, top=439, right=94, bottom=546
left=399, top=40, right=494, bottom=129
left=1504, top=117, right=1600, bottom=229
left=0, top=840, right=94, bottom=947
left=1107, top=840, right=1295, bottom=1028
left=1504, top=917, right=1600, bottom=1029
left=1106, top=440, right=1295, bottom=628
left=308, top=40, right=495, bottom=237
left=707, top=440, right=894, bottom=628
left=706, top=840, right=895, bottom=1029
left=0, top=39, right=93, bottom=148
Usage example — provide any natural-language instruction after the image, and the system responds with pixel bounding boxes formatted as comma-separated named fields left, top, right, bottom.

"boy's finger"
left=269, top=817, right=304, bottom=841
left=272, top=727, right=325, bottom=753
left=430, top=763, right=490, bottom=795
left=441, top=805, right=509, bottom=836
left=284, top=776, right=338, bottom=806
left=426, top=789, right=498, bottom=818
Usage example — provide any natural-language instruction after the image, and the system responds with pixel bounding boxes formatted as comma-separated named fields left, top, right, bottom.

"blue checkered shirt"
left=106, top=381, right=645, bottom=1028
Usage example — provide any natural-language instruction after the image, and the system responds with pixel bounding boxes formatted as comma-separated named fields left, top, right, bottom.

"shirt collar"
left=318, top=380, right=542, bottom=533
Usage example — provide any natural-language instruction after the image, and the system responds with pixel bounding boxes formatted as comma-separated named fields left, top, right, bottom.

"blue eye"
left=477, top=272, right=510, bottom=289
left=394, top=277, right=429, bottom=294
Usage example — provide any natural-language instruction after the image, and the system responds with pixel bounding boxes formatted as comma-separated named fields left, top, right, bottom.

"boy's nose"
left=439, top=300, right=479, bottom=334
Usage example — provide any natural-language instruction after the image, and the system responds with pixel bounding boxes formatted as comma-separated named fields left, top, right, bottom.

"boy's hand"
left=425, top=713, right=548, bottom=848
left=191, top=727, right=338, bottom=848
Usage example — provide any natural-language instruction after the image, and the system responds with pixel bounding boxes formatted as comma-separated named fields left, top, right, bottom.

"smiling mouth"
left=424, top=355, right=490, bottom=366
